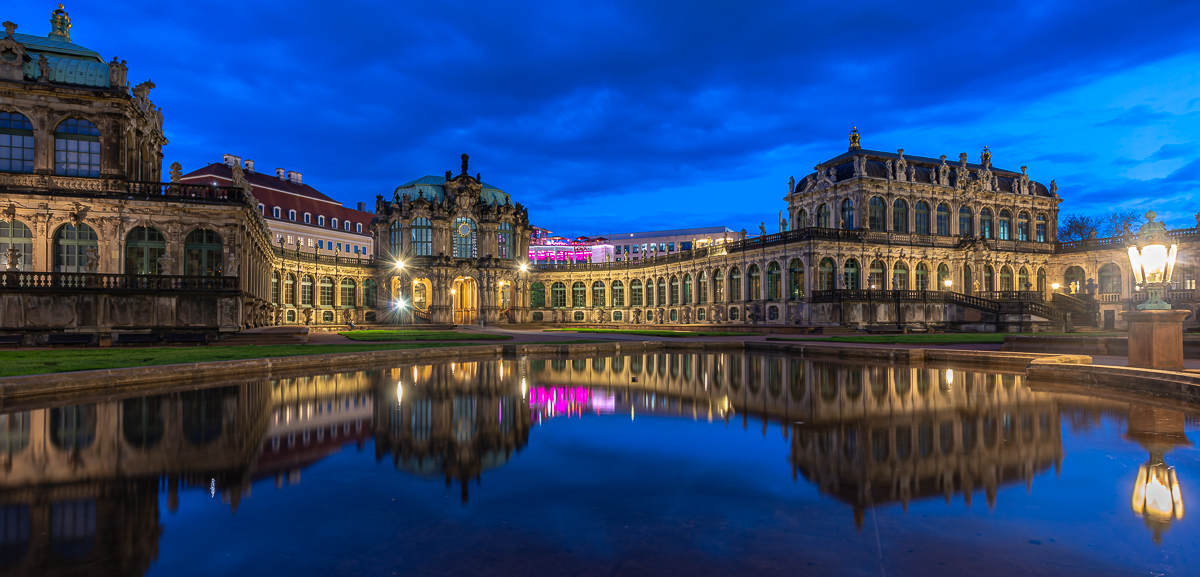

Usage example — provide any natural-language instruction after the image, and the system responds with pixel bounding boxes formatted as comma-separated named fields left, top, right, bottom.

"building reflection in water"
left=0, top=353, right=1193, bottom=574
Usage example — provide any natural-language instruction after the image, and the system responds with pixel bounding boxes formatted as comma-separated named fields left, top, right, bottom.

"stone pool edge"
left=2, top=340, right=1198, bottom=403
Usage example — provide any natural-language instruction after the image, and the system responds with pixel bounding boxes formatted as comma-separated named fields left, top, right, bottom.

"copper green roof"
left=13, top=31, right=111, bottom=87
left=395, top=175, right=512, bottom=205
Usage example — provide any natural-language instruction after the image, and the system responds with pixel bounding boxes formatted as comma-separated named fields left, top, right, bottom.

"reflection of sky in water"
left=147, top=402, right=1200, bottom=577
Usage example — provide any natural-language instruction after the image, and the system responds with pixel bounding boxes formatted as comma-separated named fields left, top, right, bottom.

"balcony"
left=0, top=271, right=239, bottom=292
left=0, top=174, right=245, bottom=205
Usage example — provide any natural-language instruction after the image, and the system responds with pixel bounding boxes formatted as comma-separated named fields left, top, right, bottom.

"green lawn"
left=767, top=334, right=1007, bottom=345
left=545, top=328, right=759, bottom=337
left=338, top=330, right=512, bottom=341
left=0, top=343, right=474, bottom=378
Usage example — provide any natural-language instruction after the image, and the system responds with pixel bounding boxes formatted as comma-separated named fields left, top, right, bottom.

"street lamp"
left=1051, top=282, right=1060, bottom=291
left=943, top=279, right=953, bottom=290
left=395, top=259, right=404, bottom=270
left=1127, top=211, right=1178, bottom=310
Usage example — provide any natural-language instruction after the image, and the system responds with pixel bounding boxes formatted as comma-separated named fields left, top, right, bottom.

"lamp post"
left=1123, top=211, right=1188, bottom=370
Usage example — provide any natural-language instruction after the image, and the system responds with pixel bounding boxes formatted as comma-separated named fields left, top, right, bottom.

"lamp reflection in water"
left=1125, top=404, right=1190, bottom=544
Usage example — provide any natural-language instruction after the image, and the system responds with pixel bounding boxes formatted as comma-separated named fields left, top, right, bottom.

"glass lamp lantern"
left=1127, top=211, right=1179, bottom=310
left=1131, top=452, right=1185, bottom=544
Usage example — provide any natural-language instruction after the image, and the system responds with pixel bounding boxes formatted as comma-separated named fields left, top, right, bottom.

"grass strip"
left=544, top=328, right=758, bottom=337
left=0, top=343, right=473, bottom=378
left=338, top=330, right=511, bottom=341
left=767, top=334, right=1006, bottom=344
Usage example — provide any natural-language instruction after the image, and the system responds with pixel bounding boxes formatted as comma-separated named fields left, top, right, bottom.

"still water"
left=1, top=353, right=1198, bottom=576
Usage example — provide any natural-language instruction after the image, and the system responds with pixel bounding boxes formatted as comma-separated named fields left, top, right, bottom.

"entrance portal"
left=451, top=276, right=479, bottom=325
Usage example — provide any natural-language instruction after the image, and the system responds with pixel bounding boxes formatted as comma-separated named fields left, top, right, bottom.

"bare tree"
left=1101, top=208, right=1141, bottom=238
left=1058, top=213, right=1102, bottom=241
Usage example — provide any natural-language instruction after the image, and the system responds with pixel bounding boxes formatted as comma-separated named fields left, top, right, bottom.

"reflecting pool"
left=1, top=353, right=1199, bottom=576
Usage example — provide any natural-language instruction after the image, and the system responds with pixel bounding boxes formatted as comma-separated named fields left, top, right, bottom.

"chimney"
left=223, top=154, right=241, bottom=169
left=356, top=202, right=366, bottom=211
left=286, top=171, right=302, bottom=184
left=244, top=159, right=255, bottom=173
left=276, top=168, right=286, bottom=180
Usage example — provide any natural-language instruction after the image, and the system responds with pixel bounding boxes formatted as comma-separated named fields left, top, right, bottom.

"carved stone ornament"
left=169, top=162, right=182, bottom=183
left=68, top=202, right=89, bottom=226
left=0, top=21, right=27, bottom=83
left=4, top=245, right=21, bottom=271
left=36, top=54, right=50, bottom=83
left=156, top=251, right=175, bottom=274
left=83, top=245, right=99, bottom=273
left=107, top=56, right=128, bottom=88
left=1, top=203, right=15, bottom=223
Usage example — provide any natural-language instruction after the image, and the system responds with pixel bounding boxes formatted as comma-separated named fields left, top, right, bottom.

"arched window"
left=892, top=199, right=908, bottom=233
left=530, top=282, right=546, bottom=308
left=729, top=267, right=742, bottom=301
left=998, top=210, right=1012, bottom=240
left=980, top=208, right=994, bottom=239
left=301, top=275, right=313, bottom=306
left=284, top=273, right=296, bottom=305
left=340, top=278, right=357, bottom=307
left=747, top=265, right=761, bottom=299
left=628, top=279, right=643, bottom=306
left=816, top=204, right=831, bottom=228
left=123, top=397, right=163, bottom=450
left=915, top=201, right=931, bottom=235
left=915, top=262, right=929, bottom=290
left=388, top=221, right=403, bottom=256
left=713, top=269, right=724, bottom=302
left=50, top=405, right=96, bottom=451
left=320, top=277, right=334, bottom=307
left=788, top=259, right=803, bottom=299
left=683, top=274, right=693, bottom=305
left=125, top=227, right=166, bottom=275
left=818, top=258, right=836, bottom=291
left=984, top=265, right=995, bottom=292
left=964, top=265, right=974, bottom=295
left=410, top=217, right=432, bottom=256
left=695, top=272, right=707, bottom=304
left=53, top=223, right=98, bottom=273
left=766, top=262, right=781, bottom=299
left=936, top=203, right=951, bottom=236
left=592, top=281, right=606, bottom=307
left=1064, top=266, right=1086, bottom=294
left=413, top=282, right=428, bottom=309
left=657, top=277, right=667, bottom=306
left=1099, top=263, right=1122, bottom=294
left=1018, top=267, right=1030, bottom=292
left=796, top=209, right=808, bottom=229
left=959, top=206, right=973, bottom=237
left=1037, top=267, right=1047, bottom=293
left=1036, top=214, right=1047, bottom=243
left=0, top=112, right=35, bottom=173
left=362, top=279, right=377, bottom=307
left=867, top=260, right=885, bottom=289
left=999, top=266, right=1013, bottom=291
left=332, top=218, right=339, bottom=230
left=1017, top=211, right=1030, bottom=241
left=843, top=259, right=860, bottom=289
left=452, top=217, right=477, bottom=258
left=54, top=118, right=100, bottom=177
left=0, top=219, right=33, bottom=271
left=288, top=210, right=296, bottom=222
left=868, top=197, right=886, bottom=231
left=612, top=280, right=625, bottom=307
left=934, top=263, right=949, bottom=289
left=840, top=199, right=855, bottom=229
left=893, top=261, right=909, bottom=290
left=571, top=281, right=586, bottom=308
left=645, top=278, right=654, bottom=306
left=669, top=276, right=680, bottom=305
left=184, top=229, right=223, bottom=276
left=270, top=271, right=280, bottom=305
left=498, top=222, right=515, bottom=259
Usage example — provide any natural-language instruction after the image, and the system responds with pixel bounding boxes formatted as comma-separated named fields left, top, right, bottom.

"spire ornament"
left=981, top=145, right=991, bottom=166
left=2, top=21, right=16, bottom=38
left=848, top=126, right=861, bottom=150
left=49, top=4, right=71, bottom=41
left=460, top=153, right=469, bottom=175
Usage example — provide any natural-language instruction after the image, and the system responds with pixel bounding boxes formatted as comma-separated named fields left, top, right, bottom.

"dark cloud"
left=1147, top=142, right=1199, bottom=162
left=7, top=0, right=1200, bottom=234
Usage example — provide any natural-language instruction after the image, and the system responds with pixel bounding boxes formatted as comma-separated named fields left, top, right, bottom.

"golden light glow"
left=1051, top=282, right=1060, bottom=290
left=395, top=381, right=403, bottom=407
left=946, top=369, right=954, bottom=385
left=395, top=260, right=405, bottom=270
left=519, top=263, right=528, bottom=272
left=1132, top=462, right=1185, bottom=521
left=944, top=279, right=953, bottom=288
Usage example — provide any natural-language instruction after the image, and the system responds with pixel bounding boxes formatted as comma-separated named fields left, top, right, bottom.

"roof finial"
left=981, top=145, right=991, bottom=166
left=460, top=153, right=469, bottom=175
left=2, top=21, right=16, bottom=38
left=49, top=4, right=71, bottom=41
left=848, top=126, right=860, bottom=150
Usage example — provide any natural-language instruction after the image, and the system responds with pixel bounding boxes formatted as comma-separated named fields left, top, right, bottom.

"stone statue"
left=4, top=246, right=20, bottom=271
left=885, top=159, right=894, bottom=180
left=342, top=309, right=353, bottom=325
left=2, top=21, right=15, bottom=38
left=83, top=245, right=99, bottom=273
left=779, top=211, right=787, bottom=232
left=849, top=126, right=860, bottom=149
left=107, top=56, right=128, bottom=88
left=37, top=55, right=50, bottom=83
left=131, top=79, right=155, bottom=102
left=155, top=252, right=174, bottom=275
left=759, top=222, right=766, bottom=237
left=788, top=176, right=795, bottom=194
left=895, top=149, right=907, bottom=182
left=853, top=155, right=866, bottom=177
left=938, top=155, right=950, bottom=186
left=303, top=307, right=314, bottom=325
left=461, top=153, right=469, bottom=175
left=1049, top=180, right=1058, bottom=196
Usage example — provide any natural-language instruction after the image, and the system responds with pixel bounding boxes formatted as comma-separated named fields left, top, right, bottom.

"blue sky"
left=11, top=1, right=1200, bottom=236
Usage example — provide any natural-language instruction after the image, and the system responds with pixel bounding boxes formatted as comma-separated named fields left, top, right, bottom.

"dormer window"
left=303, top=213, right=311, bottom=224
left=272, top=207, right=281, bottom=219
left=257, top=204, right=265, bottom=215
left=344, top=221, right=351, bottom=231
left=288, top=209, right=297, bottom=221
left=332, top=218, right=339, bottom=229
left=317, top=215, right=325, bottom=227
left=355, top=223, right=362, bottom=233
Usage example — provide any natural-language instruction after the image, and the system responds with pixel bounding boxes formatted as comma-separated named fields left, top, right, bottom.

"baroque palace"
left=0, top=6, right=1195, bottom=341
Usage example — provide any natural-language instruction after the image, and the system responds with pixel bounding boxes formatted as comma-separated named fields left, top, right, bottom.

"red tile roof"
left=180, top=163, right=374, bottom=237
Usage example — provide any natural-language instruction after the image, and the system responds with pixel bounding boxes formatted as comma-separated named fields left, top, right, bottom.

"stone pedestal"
left=1122, top=310, right=1189, bottom=370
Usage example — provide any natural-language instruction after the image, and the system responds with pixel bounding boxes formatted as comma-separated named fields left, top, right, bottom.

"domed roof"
left=8, top=5, right=115, bottom=88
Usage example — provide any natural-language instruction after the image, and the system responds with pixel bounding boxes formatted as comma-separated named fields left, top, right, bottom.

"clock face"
left=457, top=222, right=472, bottom=237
